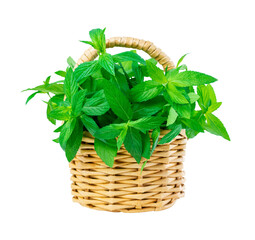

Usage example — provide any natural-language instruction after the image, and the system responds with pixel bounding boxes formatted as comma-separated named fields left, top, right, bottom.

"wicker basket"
left=69, top=37, right=187, bottom=212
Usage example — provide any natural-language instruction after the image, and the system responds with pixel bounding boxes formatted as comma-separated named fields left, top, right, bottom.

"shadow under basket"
left=69, top=129, right=186, bottom=213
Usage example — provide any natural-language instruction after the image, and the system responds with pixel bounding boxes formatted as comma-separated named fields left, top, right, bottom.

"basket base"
left=72, top=193, right=184, bottom=213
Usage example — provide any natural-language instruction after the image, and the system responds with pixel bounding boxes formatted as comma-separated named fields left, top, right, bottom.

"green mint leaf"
left=185, top=110, right=206, bottom=138
left=25, top=91, right=39, bottom=104
left=59, top=118, right=77, bottom=150
left=197, top=85, right=210, bottom=111
left=181, top=119, right=204, bottom=132
left=89, top=28, right=106, bottom=53
left=67, top=56, right=76, bottom=69
left=141, top=58, right=157, bottom=76
left=111, top=69, right=129, bottom=93
left=94, top=123, right=125, bottom=140
left=119, top=61, right=133, bottom=77
left=124, top=127, right=142, bottom=163
left=205, top=113, right=230, bottom=141
left=55, top=70, right=66, bottom=77
left=166, top=65, right=187, bottom=80
left=49, top=94, right=65, bottom=106
left=54, top=124, right=64, bottom=133
left=173, top=103, right=191, bottom=119
left=26, top=83, right=64, bottom=95
left=146, top=60, right=167, bottom=84
left=207, top=84, right=217, bottom=104
left=186, top=128, right=199, bottom=139
left=167, top=107, right=178, bottom=126
left=46, top=100, right=56, bottom=125
left=97, top=112, right=116, bottom=128
left=104, top=80, right=133, bottom=121
left=65, top=119, right=83, bottom=162
left=129, top=81, right=163, bottom=102
left=176, top=53, right=189, bottom=68
left=159, top=124, right=182, bottom=144
left=141, top=132, right=151, bottom=159
left=74, top=61, right=100, bottom=83
left=94, top=138, right=117, bottom=167
left=80, top=114, right=99, bottom=136
left=80, top=40, right=95, bottom=48
left=46, top=95, right=65, bottom=124
left=132, top=96, right=166, bottom=119
left=82, top=89, right=109, bottom=116
left=43, top=83, right=64, bottom=95
left=112, top=51, right=146, bottom=65
left=99, top=53, right=115, bottom=76
left=188, top=92, right=200, bottom=103
left=166, top=83, right=189, bottom=104
left=52, top=138, right=59, bottom=143
left=129, top=116, right=165, bottom=133
left=43, top=76, right=51, bottom=85
left=48, top=106, right=71, bottom=121
left=132, top=62, right=144, bottom=84
left=147, top=58, right=158, bottom=65
left=171, top=71, right=217, bottom=87
left=151, top=128, right=160, bottom=156
left=207, top=102, right=222, bottom=113
left=117, top=126, right=128, bottom=150
left=71, top=89, right=87, bottom=116
left=64, top=68, right=78, bottom=102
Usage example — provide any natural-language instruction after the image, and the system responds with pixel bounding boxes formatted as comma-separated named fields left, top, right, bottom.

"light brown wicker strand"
left=70, top=37, right=186, bottom=212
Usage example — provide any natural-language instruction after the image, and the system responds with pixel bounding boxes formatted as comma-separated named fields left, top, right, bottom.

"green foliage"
left=82, top=89, right=109, bottom=116
left=117, top=126, right=128, bottom=150
left=170, top=71, right=217, bottom=87
left=132, top=96, right=166, bottom=119
left=159, top=124, right=182, bottom=144
left=129, top=116, right=165, bottom=133
left=124, top=127, right=142, bottom=163
left=94, top=123, right=125, bottom=139
left=146, top=60, right=167, bottom=84
left=99, top=53, right=115, bottom=75
left=204, top=113, right=230, bottom=141
left=103, top=80, right=133, bottom=121
left=141, top=132, right=151, bottom=159
left=64, top=68, right=78, bottom=102
left=65, top=119, right=83, bottom=162
left=130, top=81, right=163, bottom=102
left=167, top=107, right=178, bottom=126
left=94, top=138, right=117, bottom=167
left=23, top=27, right=230, bottom=167
left=81, top=28, right=106, bottom=54
left=176, top=53, right=189, bottom=67
left=67, top=56, right=76, bottom=69
left=113, top=51, right=146, bottom=65
left=74, top=61, right=100, bottom=83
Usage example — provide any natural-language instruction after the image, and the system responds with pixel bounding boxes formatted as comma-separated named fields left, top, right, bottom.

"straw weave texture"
left=70, top=130, right=186, bottom=212
left=70, top=37, right=186, bottom=212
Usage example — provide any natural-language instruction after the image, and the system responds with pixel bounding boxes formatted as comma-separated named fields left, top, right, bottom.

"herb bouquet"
left=24, top=28, right=230, bottom=212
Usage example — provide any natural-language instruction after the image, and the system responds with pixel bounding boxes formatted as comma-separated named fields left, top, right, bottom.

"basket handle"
left=76, top=37, right=175, bottom=70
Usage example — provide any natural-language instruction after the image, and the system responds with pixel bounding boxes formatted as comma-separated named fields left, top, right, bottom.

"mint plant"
left=23, top=28, right=230, bottom=167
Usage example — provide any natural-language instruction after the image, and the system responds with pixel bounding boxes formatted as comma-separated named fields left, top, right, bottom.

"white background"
left=1, top=0, right=254, bottom=239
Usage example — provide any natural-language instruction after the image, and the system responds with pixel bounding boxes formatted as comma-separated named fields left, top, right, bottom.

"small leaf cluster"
left=23, top=28, right=230, bottom=167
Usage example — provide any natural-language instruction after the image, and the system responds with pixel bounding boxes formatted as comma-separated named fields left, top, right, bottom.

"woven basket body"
left=69, top=37, right=187, bottom=212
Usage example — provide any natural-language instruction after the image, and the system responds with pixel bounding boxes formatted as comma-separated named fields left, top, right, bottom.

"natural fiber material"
left=70, top=130, right=186, bottom=212
left=70, top=37, right=186, bottom=212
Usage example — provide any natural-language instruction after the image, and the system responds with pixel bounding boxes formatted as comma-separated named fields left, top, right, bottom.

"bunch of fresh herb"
left=23, top=28, right=230, bottom=167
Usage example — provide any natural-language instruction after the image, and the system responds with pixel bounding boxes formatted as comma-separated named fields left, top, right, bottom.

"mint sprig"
left=23, top=28, right=230, bottom=168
